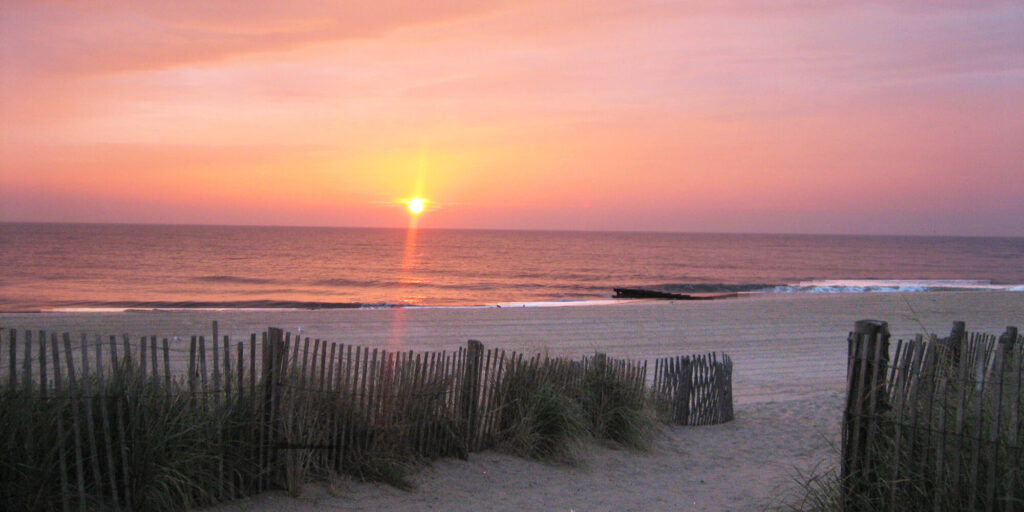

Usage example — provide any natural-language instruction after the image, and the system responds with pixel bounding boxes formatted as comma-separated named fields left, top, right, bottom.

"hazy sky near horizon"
left=2, top=1, right=1022, bottom=236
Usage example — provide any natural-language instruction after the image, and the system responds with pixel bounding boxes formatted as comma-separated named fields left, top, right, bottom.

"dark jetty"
left=613, top=288, right=739, bottom=300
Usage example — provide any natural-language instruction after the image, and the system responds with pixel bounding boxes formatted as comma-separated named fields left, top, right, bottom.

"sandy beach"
left=3, top=291, right=1023, bottom=510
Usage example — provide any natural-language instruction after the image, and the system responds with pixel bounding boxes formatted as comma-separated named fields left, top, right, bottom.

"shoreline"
left=7, top=286, right=1024, bottom=315
left=4, top=291, right=1022, bottom=405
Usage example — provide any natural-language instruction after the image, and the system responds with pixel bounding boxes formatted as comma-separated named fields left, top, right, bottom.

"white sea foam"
left=771, top=279, right=1024, bottom=294
left=492, top=299, right=635, bottom=308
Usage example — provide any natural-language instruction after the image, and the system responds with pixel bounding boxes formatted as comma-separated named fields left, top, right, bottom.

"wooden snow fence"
left=651, top=352, right=734, bottom=425
left=0, top=322, right=734, bottom=511
left=841, top=320, right=1023, bottom=512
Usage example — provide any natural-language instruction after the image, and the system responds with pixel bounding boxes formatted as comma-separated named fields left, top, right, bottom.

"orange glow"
left=1, top=2, right=1022, bottom=235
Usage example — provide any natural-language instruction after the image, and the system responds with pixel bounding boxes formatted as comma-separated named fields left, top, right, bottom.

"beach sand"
left=3, top=291, right=1022, bottom=510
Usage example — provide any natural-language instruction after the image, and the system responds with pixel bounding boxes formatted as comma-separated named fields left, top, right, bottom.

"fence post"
left=262, top=327, right=286, bottom=489
left=461, top=340, right=484, bottom=457
left=1000, top=326, right=1018, bottom=352
left=675, top=357, right=692, bottom=425
left=841, top=319, right=890, bottom=512
left=946, top=321, right=966, bottom=367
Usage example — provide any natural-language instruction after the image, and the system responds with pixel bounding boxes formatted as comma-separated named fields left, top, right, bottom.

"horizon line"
left=1, top=220, right=1021, bottom=240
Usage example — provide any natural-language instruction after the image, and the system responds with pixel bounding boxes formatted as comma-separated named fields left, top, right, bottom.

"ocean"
left=1, top=223, right=1022, bottom=312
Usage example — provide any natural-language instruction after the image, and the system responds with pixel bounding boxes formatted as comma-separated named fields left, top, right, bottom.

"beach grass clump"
left=493, top=359, right=589, bottom=463
left=344, top=433, right=420, bottom=491
left=2, top=333, right=698, bottom=507
left=328, top=362, right=458, bottom=491
left=0, top=386, right=69, bottom=511
left=0, top=361, right=264, bottom=512
left=578, top=354, right=655, bottom=451
left=491, top=353, right=653, bottom=462
left=782, top=351, right=1023, bottom=512
left=103, top=364, right=264, bottom=511
left=768, top=463, right=842, bottom=512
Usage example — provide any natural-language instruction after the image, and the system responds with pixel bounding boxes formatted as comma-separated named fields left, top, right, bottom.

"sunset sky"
left=2, top=1, right=1022, bottom=236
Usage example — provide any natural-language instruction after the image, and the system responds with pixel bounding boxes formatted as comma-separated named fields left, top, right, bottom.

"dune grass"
left=780, top=346, right=1023, bottom=511
left=493, top=354, right=655, bottom=463
left=2, top=347, right=670, bottom=510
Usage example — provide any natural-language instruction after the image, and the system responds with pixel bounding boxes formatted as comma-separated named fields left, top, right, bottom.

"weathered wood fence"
left=651, top=353, right=734, bottom=425
left=0, top=323, right=734, bottom=511
left=842, top=320, right=1023, bottom=512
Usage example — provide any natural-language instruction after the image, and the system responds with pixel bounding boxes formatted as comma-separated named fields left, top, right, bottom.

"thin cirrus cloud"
left=1, top=1, right=526, bottom=75
left=1, top=0, right=1022, bottom=235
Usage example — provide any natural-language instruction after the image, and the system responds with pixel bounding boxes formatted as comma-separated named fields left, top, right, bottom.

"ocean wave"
left=193, top=275, right=275, bottom=284
left=651, top=283, right=781, bottom=294
left=770, top=279, right=1024, bottom=294
left=312, top=278, right=380, bottom=287
left=52, top=300, right=375, bottom=311
left=633, top=280, right=1024, bottom=295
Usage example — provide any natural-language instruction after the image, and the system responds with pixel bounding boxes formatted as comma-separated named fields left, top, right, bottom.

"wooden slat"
left=109, top=335, right=131, bottom=507
left=325, top=342, right=337, bottom=469
left=318, top=340, right=327, bottom=393
left=236, top=341, right=247, bottom=492
left=968, top=339, right=988, bottom=510
left=62, top=333, right=87, bottom=512
left=94, top=340, right=120, bottom=511
left=78, top=334, right=104, bottom=506
left=122, top=334, right=132, bottom=370
left=356, top=347, right=370, bottom=458
left=212, top=322, right=220, bottom=393
left=950, top=335, right=971, bottom=508
left=411, top=352, right=427, bottom=455
left=392, top=350, right=407, bottom=455
left=915, top=341, right=937, bottom=507
left=426, top=351, right=440, bottom=457
left=311, top=338, right=320, bottom=392
left=381, top=351, right=396, bottom=453
left=326, top=343, right=336, bottom=394
left=339, top=344, right=356, bottom=465
left=845, top=328, right=871, bottom=507
left=22, top=330, right=32, bottom=392
left=49, top=333, right=72, bottom=512
left=38, top=330, right=47, bottom=398
left=188, top=336, right=197, bottom=393
left=1007, top=341, right=1023, bottom=512
left=162, top=339, right=170, bottom=386
left=887, top=340, right=910, bottom=508
left=13, top=329, right=36, bottom=481
left=344, top=344, right=359, bottom=468
left=199, top=335, right=209, bottom=410
left=985, top=331, right=1011, bottom=512
left=300, top=337, right=310, bottom=389
left=477, top=347, right=492, bottom=450
left=255, top=332, right=266, bottom=491
left=150, top=337, right=158, bottom=382
left=334, top=343, right=350, bottom=470
left=7, top=329, right=15, bottom=389
left=139, top=333, right=147, bottom=379
left=222, top=335, right=232, bottom=400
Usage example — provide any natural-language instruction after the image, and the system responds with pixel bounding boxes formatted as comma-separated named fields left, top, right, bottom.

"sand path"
left=204, top=392, right=843, bottom=512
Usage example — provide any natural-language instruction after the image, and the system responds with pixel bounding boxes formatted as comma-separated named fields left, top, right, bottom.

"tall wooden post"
left=461, top=340, right=484, bottom=457
left=841, top=320, right=890, bottom=512
left=262, top=327, right=285, bottom=489
left=997, top=326, right=1018, bottom=373
left=946, top=321, right=966, bottom=367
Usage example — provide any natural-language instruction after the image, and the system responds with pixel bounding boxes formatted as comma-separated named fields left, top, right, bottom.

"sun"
left=407, top=198, right=426, bottom=215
